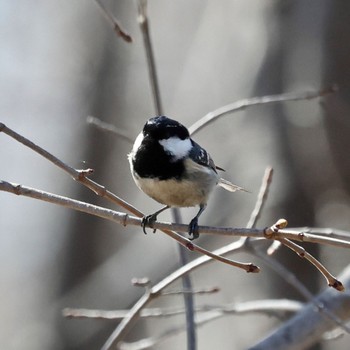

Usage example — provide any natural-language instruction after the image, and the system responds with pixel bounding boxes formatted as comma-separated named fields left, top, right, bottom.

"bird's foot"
left=141, top=214, right=158, bottom=234
left=188, top=218, right=200, bottom=240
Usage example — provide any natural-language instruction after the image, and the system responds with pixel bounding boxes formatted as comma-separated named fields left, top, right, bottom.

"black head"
left=143, top=116, right=189, bottom=140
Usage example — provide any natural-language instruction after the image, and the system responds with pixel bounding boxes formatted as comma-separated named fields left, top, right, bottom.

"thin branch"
left=64, top=298, right=303, bottom=320
left=114, top=299, right=303, bottom=350
left=94, top=0, right=132, bottom=43
left=241, top=168, right=348, bottom=335
left=86, top=116, right=134, bottom=143
left=2, top=180, right=350, bottom=252
left=0, top=180, right=259, bottom=273
left=278, top=238, right=344, bottom=291
left=63, top=299, right=303, bottom=350
left=0, top=122, right=143, bottom=217
left=160, top=287, right=219, bottom=296
left=250, top=249, right=350, bottom=335
left=290, top=226, right=350, bottom=240
left=137, top=0, right=163, bottom=115
left=249, top=265, right=350, bottom=350
left=100, top=237, right=248, bottom=349
left=247, top=167, right=273, bottom=229
left=188, top=86, right=337, bottom=136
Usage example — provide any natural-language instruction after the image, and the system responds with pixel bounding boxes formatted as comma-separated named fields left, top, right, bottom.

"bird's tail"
left=218, top=178, right=249, bottom=193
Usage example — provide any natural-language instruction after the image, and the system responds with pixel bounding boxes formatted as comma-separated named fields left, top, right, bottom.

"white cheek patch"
left=159, top=137, right=192, bottom=161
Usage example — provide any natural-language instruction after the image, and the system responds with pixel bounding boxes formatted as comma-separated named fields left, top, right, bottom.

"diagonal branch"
left=94, top=0, right=132, bottom=43
left=0, top=180, right=259, bottom=273
left=277, top=238, right=344, bottom=291
left=0, top=122, right=142, bottom=216
left=188, top=86, right=337, bottom=136
left=249, top=265, right=350, bottom=350
left=2, top=180, right=350, bottom=253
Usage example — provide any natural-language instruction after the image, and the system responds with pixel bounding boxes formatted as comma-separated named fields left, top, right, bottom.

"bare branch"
left=249, top=265, right=350, bottom=350
left=278, top=238, right=344, bottom=291
left=100, top=271, right=305, bottom=350
left=86, top=116, right=134, bottom=144
left=247, top=167, right=273, bottom=229
left=291, top=226, right=350, bottom=240
left=2, top=178, right=350, bottom=257
left=188, top=86, right=337, bottom=136
left=115, top=299, right=303, bottom=350
left=64, top=299, right=303, bottom=320
left=0, top=180, right=259, bottom=273
left=137, top=0, right=163, bottom=115
left=94, top=0, right=132, bottom=43
left=0, top=122, right=143, bottom=216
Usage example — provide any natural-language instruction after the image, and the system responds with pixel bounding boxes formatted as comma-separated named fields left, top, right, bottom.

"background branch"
left=249, top=265, right=350, bottom=350
left=188, top=86, right=337, bottom=136
left=94, top=0, right=132, bottom=43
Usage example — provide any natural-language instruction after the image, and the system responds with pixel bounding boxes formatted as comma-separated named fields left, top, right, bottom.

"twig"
left=65, top=299, right=303, bottom=350
left=247, top=167, right=273, bottom=229
left=137, top=0, right=163, bottom=115
left=289, top=226, right=350, bottom=240
left=188, top=86, right=337, bottom=136
left=114, top=299, right=303, bottom=350
left=94, top=0, right=132, bottom=43
left=250, top=249, right=350, bottom=335
left=0, top=180, right=259, bottom=273
left=160, top=286, right=219, bottom=296
left=277, top=238, right=344, bottom=291
left=2, top=180, right=350, bottom=252
left=63, top=298, right=303, bottom=320
left=264, top=220, right=344, bottom=291
left=100, top=236, right=247, bottom=350
left=249, top=265, right=350, bottom=350
left=86, top=116, right=134, bottom=143
left=0, top=122, right=143, bottom=217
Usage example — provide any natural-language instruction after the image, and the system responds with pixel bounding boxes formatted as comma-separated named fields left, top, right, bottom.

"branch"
left=277, top=238, right=344, bottom=291
left=94, top=0, right=132, bottom=43
left=188, top=86, right=337, bottom=136
left=65, top=299, right=303, bottom=350
left=247, top=166, right=273, bottom=229
left=63, top=298, right=303, bottom=320
left=249, top=265, right=350, bottom=350
left=86, top=116, right=134, bottom=144
left=249, top=247, right=350, bottom=335
left=0, top=122, right=143, bottom=217
left=137, top=0, right=163, bottom=115
left=0, top=180, right=258, bottom=273
left=290, top=226, right=350, bottom=240
left=3, top=180, right=349, bottom=253
left=116, top=299, right=303, bottom=350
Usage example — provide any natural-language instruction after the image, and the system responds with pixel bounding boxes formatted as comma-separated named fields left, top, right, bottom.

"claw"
left=188, top=204, right=206, bottom=240
left=141, top=205, right=170, bottom=235
left=188, top=217, right=199, bottom=240
left=141, top=214, right=158, bottom=234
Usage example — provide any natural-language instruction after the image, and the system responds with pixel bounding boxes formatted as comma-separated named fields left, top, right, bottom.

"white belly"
left=132, top=159, right=219, bottom=207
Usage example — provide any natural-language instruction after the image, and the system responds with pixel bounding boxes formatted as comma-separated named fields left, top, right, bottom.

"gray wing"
left=189, top=140, right=218, bottom=173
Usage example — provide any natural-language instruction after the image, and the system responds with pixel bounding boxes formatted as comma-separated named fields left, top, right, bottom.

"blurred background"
left=1, top=1, right=350, bottom=349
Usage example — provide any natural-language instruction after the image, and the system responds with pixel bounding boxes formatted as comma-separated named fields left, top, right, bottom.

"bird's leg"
left=188, top=204, right=206, bottom=240
left=142, top=205, right=170, bottom=234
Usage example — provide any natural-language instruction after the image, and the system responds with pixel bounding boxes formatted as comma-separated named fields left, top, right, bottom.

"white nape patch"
left=159, top=137, right=191, bottom=161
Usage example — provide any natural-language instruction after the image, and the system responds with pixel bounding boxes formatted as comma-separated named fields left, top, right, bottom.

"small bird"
left=128, top=116, right=246, bottom=239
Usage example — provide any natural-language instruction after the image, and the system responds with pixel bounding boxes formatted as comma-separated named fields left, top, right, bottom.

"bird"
left=128, top=116, right=246, bottom=239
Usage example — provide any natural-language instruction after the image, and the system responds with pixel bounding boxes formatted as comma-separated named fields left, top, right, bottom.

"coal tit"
left=128, top=116, right=245, bottom=239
